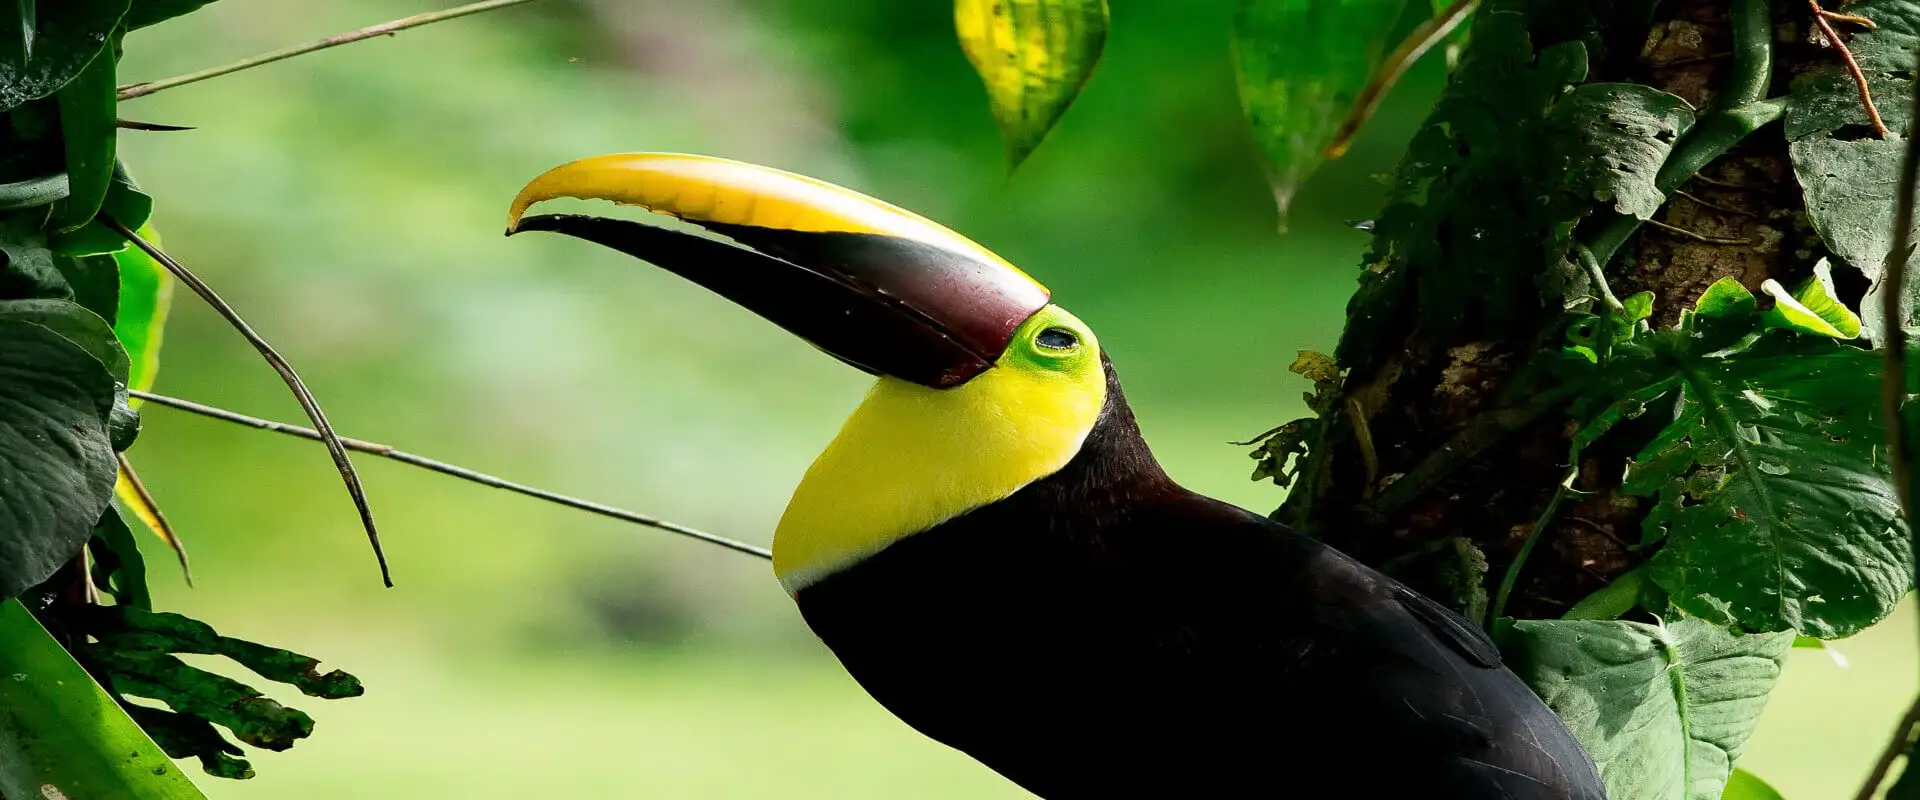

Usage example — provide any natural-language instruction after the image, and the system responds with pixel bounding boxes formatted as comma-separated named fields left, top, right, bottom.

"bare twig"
left=1323, top=0, right=1478, bottom=159
left=104, top=218, right=393, bottom=587
left=1644, top=217, right=1753, bottom=245
left=1672, top=188, right=1759, bottom=217
left=116, top=0, right=541, bottom=101
left=115, top=453, right=191, bottom=585
left=130, top=390, right=773, bottom=560
left=1857, top=697, right=1920, bottom=800
left=1809, top=0, right=1890, bottom=138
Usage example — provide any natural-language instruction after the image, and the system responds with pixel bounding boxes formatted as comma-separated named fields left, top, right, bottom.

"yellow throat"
left=773, top=305, right=1106, bottom=592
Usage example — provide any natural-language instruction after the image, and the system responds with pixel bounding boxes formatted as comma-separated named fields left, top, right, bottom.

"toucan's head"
left=508, top=154, right=1109, bottom=591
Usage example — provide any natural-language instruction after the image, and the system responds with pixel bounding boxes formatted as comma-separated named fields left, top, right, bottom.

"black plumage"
left=795, top=358, right=1604, bottom=799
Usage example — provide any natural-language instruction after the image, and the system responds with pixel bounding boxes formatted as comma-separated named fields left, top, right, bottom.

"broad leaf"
left=1542, top=83, right=1695, bottom=220
left=1499, top=617, right=1791, bottom=800
left=1721, top=768, right=1787, bottom=800
left=1783, top=0, right=1920, bottom=337
left=113, top=219, right=167, bottom=394
left=1609, top=337, right=1909, bottom=637
left=0, top=312, right=118, bottom=600
left=51, top=160, right=155, bottom=256
left=0, top=600, right=206, bottom=799
left=1760, top=260, right=1861, bottom=339
left=89, top=504, right=149, bottom=609
left=0, top=0, right=130, bottom=111
left=955, top=0, right=1107, bottom=169
left=123, top=0, right=220, bottom=31
left=48, top=39, right=114, bottom=232
left=1233, top=0, right=1407, bottom=222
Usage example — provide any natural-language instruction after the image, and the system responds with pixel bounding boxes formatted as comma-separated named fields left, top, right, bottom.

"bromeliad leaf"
left=954, top=0, right=1107, bottom=170
left=1783, top=0, right=1920, bottom=337
left=1612, top=336, right=1908, bottom=638
left=1497, top=616, right=1791, bottom=800
left=1233, top=0, right=1408, bottom=224
left=0, top=311, right=119, bottom=601
left=0, top=0, right=131, bottom=111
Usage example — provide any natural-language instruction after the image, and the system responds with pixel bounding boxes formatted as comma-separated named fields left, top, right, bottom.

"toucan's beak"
left=505, top=153, right=1050, bottom=389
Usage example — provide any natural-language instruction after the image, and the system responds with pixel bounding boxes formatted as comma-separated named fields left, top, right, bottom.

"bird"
left=503, top=153, right=1605, bottom=799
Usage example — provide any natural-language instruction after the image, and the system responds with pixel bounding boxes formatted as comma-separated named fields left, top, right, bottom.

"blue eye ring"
left=1035, top=327, right=1079, bottom=351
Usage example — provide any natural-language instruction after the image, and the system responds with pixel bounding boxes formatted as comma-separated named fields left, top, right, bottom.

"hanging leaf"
left=1721, top=768, right=1787, bottom=800
left=1498, top=616, right=1791, bottom=800
left=0, top=600, right=206, bottom=799
left=1782, top=0, right=1920, bottom=338
left=1233, top=0, right=1408, bottom=224
left=48, top=38, right=115, bottom=232
left=954, top=0, right=1108, bottom=169
left=0, top=0, right=131, bottom=111
left=112, top=219, right=168, bottom=394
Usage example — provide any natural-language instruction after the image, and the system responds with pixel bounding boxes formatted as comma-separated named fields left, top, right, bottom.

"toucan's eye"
left=1035, top=327, right=1079, bottom=351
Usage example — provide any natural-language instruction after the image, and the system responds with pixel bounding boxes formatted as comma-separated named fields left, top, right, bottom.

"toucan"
left=504, top=154, right=1605, bottom=799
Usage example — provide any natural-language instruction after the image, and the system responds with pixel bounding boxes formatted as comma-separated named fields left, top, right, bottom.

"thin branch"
left=116, top=0, right=541, bottom=101
left=1323, top=0, right=1478, bottom=159
left=130, top=390, right=773, bottom=561
left=104, top=218, right=393, bottom=587
left=115, top=453, right=192, bottom=586
left=1809, top=0, right=1890, bottom=138
left=1857, top=697, right=1920, bottom=800
left=1491, top=468, right=1578, bottom=623
left=1672, top=188, right=1759, bottom=217
left=1643, top=218, right=1753, bottom=245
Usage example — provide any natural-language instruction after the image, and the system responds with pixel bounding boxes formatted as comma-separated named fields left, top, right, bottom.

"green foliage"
left=1498, top=616, right=1791, bottom=800
left=1544, top=83, right=1695, bottom=222
left=1232, top=0, right=1406, bottom=221
left=1760, top=261, right=1861, bottom=340
left=0, top=0, right=128, bottom=111
left=0, top=599, right=205, bottom=799
left=1721, top=768, right=1788, bottom=800
left=1783, top=0, right=1920, bottom=338
left=112, top=219, right=168, bottom=395
left=49, top=39, right=116, bottom=233
left=954, top=0, right=1107, bottom=169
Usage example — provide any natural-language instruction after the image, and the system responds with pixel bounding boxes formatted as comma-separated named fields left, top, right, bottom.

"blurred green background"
left=110, top=1, right=1912, bottom=797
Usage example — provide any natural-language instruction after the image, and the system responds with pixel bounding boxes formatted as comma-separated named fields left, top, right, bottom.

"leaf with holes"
left=1497, top=617, right=1791, bottom=800
left=1783, top=0, right=1920, bottom=337
left=0, top=0, right=130, bottom=111
left=955, top=0, right=1107, bottom=170
left=1542, top=82, right=1695, bottom=220
left=1603, top=335, right=1909, bottom=638
left=1233, top=0, right=1408, bottom=224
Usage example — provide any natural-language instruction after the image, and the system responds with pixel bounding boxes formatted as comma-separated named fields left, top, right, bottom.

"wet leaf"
left=1233, top=0, right=1407, bottom=224
left=955, top=0, right=1107, bottom=169
left=1498, top=616, right=1791, bottom=800
left=0, top=0, right=130, bottom=111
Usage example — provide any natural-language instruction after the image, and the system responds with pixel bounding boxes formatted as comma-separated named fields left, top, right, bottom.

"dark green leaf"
left=1498, top=616, right=1791, bottom=800
left=955, top=0, right=1107, bottom=170
left=122, top=0, right=219, bottom=31
left=0, top=313, right=117, bottom=600
left=89, top=504, right=148, bottom=608
left=1783, top=0, right=1920, bottom=338
left=0, top=170, right=66, bottom=209
left=51, top=160, right=154, bottom=256
left=48, top=40, right=113, bottom=232
left=1721, top=767, right=1787, bottom=800
left=1543, top=83, right=1696, bottom=220
left=0, top=0, right=131, bottom=111
left=1562, top=565, right=1650, bottom=620
left=1598, top=336, right=1909, bottom=637
left=0, top=600, right=206, bottom=798
left=1233, top=0, right=1408, bottom=223
left=0, top=212, right=72, bottom=301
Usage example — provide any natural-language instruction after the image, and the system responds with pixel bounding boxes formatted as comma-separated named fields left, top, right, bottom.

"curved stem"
left=1491, top=467, right=1577, bottom=622
left=1324, top=0, right=1479, bottom=159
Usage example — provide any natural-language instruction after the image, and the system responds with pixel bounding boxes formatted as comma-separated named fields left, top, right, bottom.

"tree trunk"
left=1276, top=0, right=1844, bottom=623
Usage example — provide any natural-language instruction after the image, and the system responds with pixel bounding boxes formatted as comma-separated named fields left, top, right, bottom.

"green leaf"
left=1623, top=290, right=1655, bottom=324
left=0, top=0, right=131, bottom=111
left=1696, top=277, right=1758, bottom=319
left=1233, top=0, right=1408, bottom=223
left=113, top=219, right=168, bottom=395
left=0, top=312, right=118, bottom=600
left=51, top=161, right=155, bottom=257
left=1498, top=616, right=1791, bottom=800
left=1603, top=337, right=1910, bottom=637
left=0, top=171, right=67, bottom=209
left=48, top=38, right=114, bottom=233
left=122, top=0, right=219, bottom=30
left=1542, top=82, right=1696, bottom=220
left=0, top=213, right=73, bottom=300
left=1563, top=565, right=1650, bottom=620
left=1760, top=260, right=1861, bottom=339
left=90, top=504, right=149, bottom=609
left=1783, top=0, right=1920, bottom=338
left=955, top=0, right=1107, bottom=170
left=0, top=600, right=206, bottom=799
left=1722, top=768, right=1787, bottom=800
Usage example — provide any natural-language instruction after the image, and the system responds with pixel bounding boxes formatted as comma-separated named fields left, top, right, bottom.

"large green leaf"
left=0, top=0, right=130, bottom=111
left=52, top=161, right=155, bottom=257
left=113, top=219, right=168, bottom=395
left=1499, top=617, right=1791, bottom=800
left=954, top=0, right=1107, bottom=169
left=1595, top=336, right=1909, bottom=638
left=0, top=600, right=206, bottom=799
left=1721, top=768, right=1786, bottom=800
left=0, top=311, right=118, bottom=600
left=122, top=0, right=220, bottom=31
left=1783, top=0, right=1920, bottom=338
left=1233, top=0, right=1407, bottom=222
left=1543, top=82, right=1695, bottom=221
left=48, top=38, right=114, bottom=232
